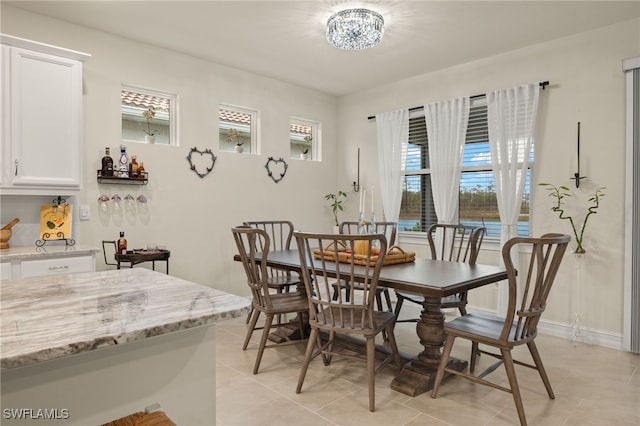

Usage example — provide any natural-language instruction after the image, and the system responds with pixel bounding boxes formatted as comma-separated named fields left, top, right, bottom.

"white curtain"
left=424, top=97, right=470, bottom=224
left=488, top=83, right=539, bottom=246
left=488, top=83, right=539, bottom=315
left=376, top=109, right=409, bottom=223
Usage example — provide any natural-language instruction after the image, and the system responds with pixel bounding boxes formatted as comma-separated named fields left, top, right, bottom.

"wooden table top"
left=257, top=249, right=508, bottom=298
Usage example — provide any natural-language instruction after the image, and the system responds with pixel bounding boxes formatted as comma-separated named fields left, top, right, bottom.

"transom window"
left=400, top=96, right=532, bottom=237
left=121, top=86, right=176, bottom=145
left=219, top=105, right=258, bottom=154
left=290, top=117, right=320, bottom=160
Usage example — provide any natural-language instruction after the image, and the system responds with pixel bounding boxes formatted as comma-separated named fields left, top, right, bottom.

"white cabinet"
left=1, top=34, right=90, bottom=194
left=0, top=246, right=97, bottom=280
left=0, top=262, right=11, bottom=280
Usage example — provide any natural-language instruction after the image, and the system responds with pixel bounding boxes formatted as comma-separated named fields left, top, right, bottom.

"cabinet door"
left=8, top=47, right=82, bottom=188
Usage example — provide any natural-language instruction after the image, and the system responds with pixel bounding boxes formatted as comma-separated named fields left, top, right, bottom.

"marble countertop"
left=1, top=268, right=250, bottom=370
left=0, top=244, right=99, bottom=261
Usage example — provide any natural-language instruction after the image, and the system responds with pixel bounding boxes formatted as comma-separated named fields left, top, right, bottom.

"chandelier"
left=326, top=8, right=384, bottom=50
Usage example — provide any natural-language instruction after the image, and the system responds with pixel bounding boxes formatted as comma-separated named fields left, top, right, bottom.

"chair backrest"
left=243, top=220, right=297, bottom=280
left=243, top=220, right=295, bottom=251
left=501, top=233, right=570, bottom=343
left=232, top=226, right=277, bottom=310
left=339, top=221, right=397, bottom=246
left=294, top=232, right=388, bottom=332
left=426, top=223, right=486, bottom=264
left=102, top=240, right=118, bottom=267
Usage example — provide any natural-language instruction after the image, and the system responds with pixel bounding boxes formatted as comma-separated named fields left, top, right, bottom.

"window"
left=290, top=117, right=319, bottom=160
left=399, top=96, right=532, bottom=237
left=219, top=105, right=258, bottom=154
left=121, top=86, right=176, bottom=145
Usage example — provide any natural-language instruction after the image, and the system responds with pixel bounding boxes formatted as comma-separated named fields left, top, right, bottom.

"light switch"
left=80, top=205, right=90, bottom=221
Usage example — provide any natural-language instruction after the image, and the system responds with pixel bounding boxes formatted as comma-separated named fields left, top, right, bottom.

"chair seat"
left=255, top=291, right=308, bottom=314
left=445, top=311, right=533, bottom=346
left=266, top=274, right=300, bottom=289
left=311, top=307, right=396, bottom=336
left=396, top=291, right=464, bottom=307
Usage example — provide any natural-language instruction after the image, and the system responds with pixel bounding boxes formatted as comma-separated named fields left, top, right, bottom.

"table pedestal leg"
left=391, top=296, right=467, bottom=397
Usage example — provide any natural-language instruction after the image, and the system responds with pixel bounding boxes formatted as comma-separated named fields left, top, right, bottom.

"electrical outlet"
left=80, top=205, right=90, bottom=221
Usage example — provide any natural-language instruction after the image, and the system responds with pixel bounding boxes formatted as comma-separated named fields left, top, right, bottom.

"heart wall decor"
left=186, top=147, right=217, bottom=178
left=264, top=156, right=288, bottom=183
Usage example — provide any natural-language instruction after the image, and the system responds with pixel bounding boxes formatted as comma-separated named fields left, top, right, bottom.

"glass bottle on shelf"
left=101, top=147, right=114, bottom=176
left=117, top=231, right=127, bottom=254
left=137, top=161, right=145, bottom=178
left=129, top=155, right=139, bottom=178
left=118, top=144, right=129, bottom=178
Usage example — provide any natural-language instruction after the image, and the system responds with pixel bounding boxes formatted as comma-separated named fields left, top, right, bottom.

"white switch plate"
left=80, top=205, right=90, bottom=221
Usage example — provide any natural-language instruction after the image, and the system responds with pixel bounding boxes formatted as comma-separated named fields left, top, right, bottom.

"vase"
left=145, top=135, right=155, bottom=144
left=234, top=145, right=244, bottom=153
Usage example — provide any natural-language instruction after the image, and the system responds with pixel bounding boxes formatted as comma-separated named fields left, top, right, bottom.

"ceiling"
left=6, top=1, right=640, bottom=96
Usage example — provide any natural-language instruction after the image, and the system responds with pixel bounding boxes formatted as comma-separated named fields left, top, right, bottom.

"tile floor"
left=216, top=304, right=640, bottom=426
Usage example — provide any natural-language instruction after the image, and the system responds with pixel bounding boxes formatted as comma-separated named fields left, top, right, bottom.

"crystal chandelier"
left=326, top=8, right=384, bottom=50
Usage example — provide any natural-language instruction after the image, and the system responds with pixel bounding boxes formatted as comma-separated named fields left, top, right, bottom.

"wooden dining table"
left=238, top=249, right=508, bottom=397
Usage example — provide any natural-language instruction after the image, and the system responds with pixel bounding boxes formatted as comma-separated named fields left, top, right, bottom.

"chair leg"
left=393, top=294, right=405, bottom=321
left=383, top=289, right=393, bottom=312
left=431, top=333, right=456, bottom=398
left=366, top=336, right=376, bottom=412
left=527, top=340, right=555, bottom=399
left=253, top=314, right=274, bottom=374
left=458, top=304, right=468, bottom=316
left=501, top=349, right=527, bottom=426
left=375, top=292, right=384, bottom=311
left=243, top=308, right=260, bottom=350
left=296, top=328, right=319, bottom=394
left=384, top=323, right=403, bottom=368
left=470, top=341, right=479, bottom=373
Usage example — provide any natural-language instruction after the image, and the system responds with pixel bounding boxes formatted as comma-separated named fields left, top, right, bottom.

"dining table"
left=236, top=248, right=508, bottom=397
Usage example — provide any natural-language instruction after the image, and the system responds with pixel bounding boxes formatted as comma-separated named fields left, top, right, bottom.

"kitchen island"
left=1, top=268, right=250, bottom=425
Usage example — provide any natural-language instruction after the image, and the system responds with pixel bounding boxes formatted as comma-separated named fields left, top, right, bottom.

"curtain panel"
left=424, top=97, right=470, bottom=224
left=375, top=109, right=409, bottom=223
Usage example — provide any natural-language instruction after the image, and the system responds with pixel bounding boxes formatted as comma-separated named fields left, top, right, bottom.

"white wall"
left=337, top=18, right=640, bottom=343
left=1, top=5, right=342, bottom=297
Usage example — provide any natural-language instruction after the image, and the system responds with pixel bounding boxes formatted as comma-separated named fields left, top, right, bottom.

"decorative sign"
left=39, top=203, right=72, bottom=241
left=265, top=156, right=288, bottom=183
left=187, top=147, right=216, bottom=178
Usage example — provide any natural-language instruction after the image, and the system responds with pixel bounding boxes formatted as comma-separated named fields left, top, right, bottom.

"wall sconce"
left=353, top=147, right=360, bottom=192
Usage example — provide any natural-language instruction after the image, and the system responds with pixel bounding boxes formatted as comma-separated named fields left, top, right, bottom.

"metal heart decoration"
left=264, top=156, right=288, bottom=183
left=186, top=147, right=216, bottom=178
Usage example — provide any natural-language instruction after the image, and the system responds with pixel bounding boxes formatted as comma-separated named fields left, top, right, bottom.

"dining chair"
left=394, top=223, right=486, bottom=322
left=332, top=220, right=398, bottom=312
left=243, top=220, right=301, bottom=323
left=232, top=225, right=309, bottom=374
left=294, top=231, right=402, bottom=412
left=431, top=233, right=570, bottom=426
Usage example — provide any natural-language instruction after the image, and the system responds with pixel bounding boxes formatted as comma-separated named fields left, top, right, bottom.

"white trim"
left=537, top=319, right=624, bottom=351
left=623, top=56, right=640, bottom=72
left=623, top=58, right=639, bottom=352
left=0, top=33, right=90, bottom=62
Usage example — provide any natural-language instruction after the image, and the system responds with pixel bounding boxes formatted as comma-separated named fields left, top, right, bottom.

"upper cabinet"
left=1, top=34, right=90, bottom=195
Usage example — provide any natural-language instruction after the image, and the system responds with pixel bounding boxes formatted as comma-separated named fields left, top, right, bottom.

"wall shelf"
left=97, top=170, right=148, bottom=185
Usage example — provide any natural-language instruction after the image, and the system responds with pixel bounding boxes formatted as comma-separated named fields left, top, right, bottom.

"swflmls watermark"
left=3, top=408, right=70, bottom=420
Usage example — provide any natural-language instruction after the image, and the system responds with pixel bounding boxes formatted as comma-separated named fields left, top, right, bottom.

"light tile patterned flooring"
left=216, top=304, right=640, bottom=426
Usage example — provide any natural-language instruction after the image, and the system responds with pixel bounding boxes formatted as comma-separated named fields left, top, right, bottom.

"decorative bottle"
left=129, top=155, right=139, bottom=178
left=101, top=147, right=114, bottom=176
left=370, top=211, right=380, bottom=255
left=118, top=144, right=129, bottom=178
left=117, top=231, right=127, bottom=254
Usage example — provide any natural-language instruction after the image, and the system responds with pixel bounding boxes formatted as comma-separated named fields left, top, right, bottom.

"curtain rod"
left=367, top=81, right=549, bottom=121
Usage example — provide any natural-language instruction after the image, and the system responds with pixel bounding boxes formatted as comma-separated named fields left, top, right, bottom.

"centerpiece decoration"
left=539, top=183, right=606, bottom=254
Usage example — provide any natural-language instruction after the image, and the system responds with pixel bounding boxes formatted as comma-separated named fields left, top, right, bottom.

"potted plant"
left=325, top=190, right=348, bottom=229
left=228, top=128, right=243, bottom=153
left=300, top=134, right=312, bottom=160
left=539, top=183, right=606, bottom=253
left=142, top=107, right=156, bottom=143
